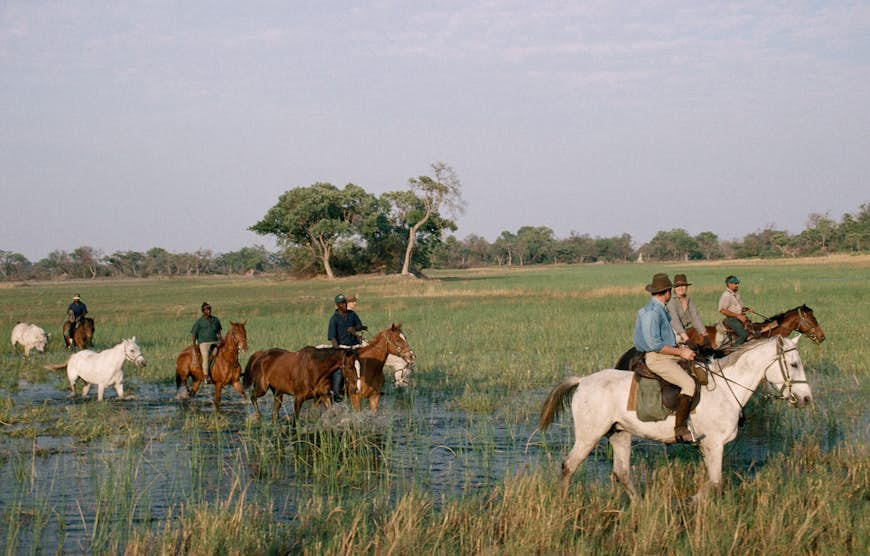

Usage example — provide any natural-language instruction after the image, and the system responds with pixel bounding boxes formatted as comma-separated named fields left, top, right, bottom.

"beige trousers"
left=645, top=351, right=695, bottom=396
left=198, top=341, right=217, bottom=372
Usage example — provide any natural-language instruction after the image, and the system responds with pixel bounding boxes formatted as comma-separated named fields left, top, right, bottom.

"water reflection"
left=0, top=378, right=823, bottom=552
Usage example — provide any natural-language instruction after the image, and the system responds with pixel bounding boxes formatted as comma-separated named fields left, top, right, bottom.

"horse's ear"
left=241, top=320, right=247, bottom=325
left=393, top=322, right=402, bottom=330
left=131, top=336, right=136, bottom=342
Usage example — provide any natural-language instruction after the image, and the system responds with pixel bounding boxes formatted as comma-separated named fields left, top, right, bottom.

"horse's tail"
left=44, top=360, right=69, bottom=372
left=539, top=376, right=583, bottom=430
left=242, top=355, right=256, bottom=389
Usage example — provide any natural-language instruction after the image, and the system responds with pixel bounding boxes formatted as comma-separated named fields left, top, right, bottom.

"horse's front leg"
left=114, top=381, right=124, bottom=400
left=273, top=393, right=284, bottom=421
left=696, top=441, right=725, bottom=501
left=214, top=384, right=223, bottom=411
left=368, top=392, right=381, bottom=414
left=231, top=379, right=245, bottom=399
left=96, top=384, right=105, bottom=401
left=608, top=431, right=638, bottom=501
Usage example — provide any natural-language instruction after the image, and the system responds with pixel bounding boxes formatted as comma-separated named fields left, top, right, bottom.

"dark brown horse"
left=63, top=317, right=95, bottom=350
left=616, top=305, right=825, bottom=370
left=175, top=320, right=248, bottom=409
left=243, top=346, right=359, bottom=421
left=686, top=304, right=825, bottom=349
left=340, top=324, right=416, bottom=414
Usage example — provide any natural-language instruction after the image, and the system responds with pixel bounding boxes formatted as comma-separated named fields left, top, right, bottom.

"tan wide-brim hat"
left=645, top=273, right=673, bottom=294
left=673, top=274, right=691, bottom=287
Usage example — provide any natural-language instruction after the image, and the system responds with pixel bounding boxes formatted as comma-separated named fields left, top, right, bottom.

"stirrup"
left=675, top=426, right=705, bottom=445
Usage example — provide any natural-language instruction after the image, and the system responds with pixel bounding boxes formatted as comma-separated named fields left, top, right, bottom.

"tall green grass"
left=1, top=257, right=868, bottom=553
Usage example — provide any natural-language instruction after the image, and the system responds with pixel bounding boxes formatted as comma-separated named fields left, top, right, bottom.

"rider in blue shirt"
left=633, top=273, right=700, bottom=444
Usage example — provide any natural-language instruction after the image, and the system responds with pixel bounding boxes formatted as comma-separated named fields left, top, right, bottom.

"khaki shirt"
left=718, top=289, right=744, bottom=315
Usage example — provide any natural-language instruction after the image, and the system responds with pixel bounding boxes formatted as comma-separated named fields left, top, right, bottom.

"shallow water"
left=0, top=375, right=816, bottom=553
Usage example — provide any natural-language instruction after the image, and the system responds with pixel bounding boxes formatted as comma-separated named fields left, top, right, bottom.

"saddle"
left=625, top=351, right=705, bottom=422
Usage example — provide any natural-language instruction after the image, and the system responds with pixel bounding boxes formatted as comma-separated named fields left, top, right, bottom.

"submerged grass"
left=1, top=258, right=868, bottom=553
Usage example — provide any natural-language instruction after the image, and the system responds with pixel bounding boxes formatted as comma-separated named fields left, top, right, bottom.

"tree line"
left=2, top=185, right=868, bottom=282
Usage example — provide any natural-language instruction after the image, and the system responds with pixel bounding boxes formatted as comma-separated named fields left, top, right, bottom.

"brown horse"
left=243, top=346, right=359, bottom=421
left=616, top=305, right=825, bottom=370
left=686, top=304, right=825, bottom=349
left=175, top=320, right=248, bottom=409
left=63, top=317, right=95, bottom=350
left=340, top=324, right=416, bottom=414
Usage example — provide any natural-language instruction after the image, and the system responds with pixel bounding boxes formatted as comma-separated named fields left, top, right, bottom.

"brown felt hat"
left=673, top=274, right=691, bottom=287
left=645, top=273, right=673, bottom=294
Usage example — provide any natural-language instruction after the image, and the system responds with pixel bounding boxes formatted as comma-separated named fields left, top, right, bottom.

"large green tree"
left=390, top=162, right=464, bottom=276
left=250, top=182, right=375, bottom=278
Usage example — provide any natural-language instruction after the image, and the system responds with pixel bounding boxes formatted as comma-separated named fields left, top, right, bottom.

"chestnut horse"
left=687, top=304, right=825, bottom=349
left=340, top=324, right=416, bottom=414
left=175, top=320, right=248, bottom=409
left=616, top=305, right=824, bottom=370
left=64, top=317, right=95, bottom=350
left=243, top=346, right=359, bottom=421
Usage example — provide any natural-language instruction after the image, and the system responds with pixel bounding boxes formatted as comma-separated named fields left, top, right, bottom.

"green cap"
left=726, top=276, right=740, bottom=284
left=334, top=294, right=347, bottom=304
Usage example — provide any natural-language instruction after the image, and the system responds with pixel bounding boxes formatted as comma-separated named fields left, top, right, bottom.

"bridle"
left=796, top=307, right=822, bottom=344
left=760, top=336, right=808, bottom=404
left=707, top=337, right=806, bottom=410
left=224, top=325, right=247, bottom=354
left=383, top=331, right=415, bottom=366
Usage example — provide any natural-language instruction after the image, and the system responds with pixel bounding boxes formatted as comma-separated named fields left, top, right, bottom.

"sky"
left=1, top=1, right=869, bottom=261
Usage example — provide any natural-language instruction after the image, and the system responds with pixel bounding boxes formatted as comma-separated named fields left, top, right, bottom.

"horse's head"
left=229, top=321, right=248, bottom=353
left=763, top=335, right=812, bottom=407
left=796, top=306, right=825, bottom=344
left=383, top=323, right=416, bottom=368
left=124, top=337, right=147, bottom=368
left=338, top=348, right=360, bottom=380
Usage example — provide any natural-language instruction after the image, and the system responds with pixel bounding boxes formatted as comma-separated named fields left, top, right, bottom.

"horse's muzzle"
left=790, top=392, right=812, bottom=407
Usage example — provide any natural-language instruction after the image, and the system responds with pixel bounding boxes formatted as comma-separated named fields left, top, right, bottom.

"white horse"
left=45, top=337, right=146, bottom=401
left=539, top=336, right=812, bottom=500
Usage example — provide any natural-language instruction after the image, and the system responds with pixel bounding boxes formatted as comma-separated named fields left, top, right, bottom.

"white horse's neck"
left=710, top=339, right=779, bottom=408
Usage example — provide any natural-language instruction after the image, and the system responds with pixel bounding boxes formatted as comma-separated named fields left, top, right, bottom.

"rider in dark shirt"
left=66, top=293, right=88, bottom=349
left=327, top=293, right=365, bottom=402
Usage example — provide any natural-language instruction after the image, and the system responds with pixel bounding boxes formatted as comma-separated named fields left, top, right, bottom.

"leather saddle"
left=626, top=351, right=704, bottom=413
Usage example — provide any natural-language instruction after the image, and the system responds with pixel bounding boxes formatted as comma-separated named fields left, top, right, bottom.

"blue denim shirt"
left=633, top=297, right=677, bottom=353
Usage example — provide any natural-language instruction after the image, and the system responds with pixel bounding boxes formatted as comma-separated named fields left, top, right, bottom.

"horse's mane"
left=761, top=305, right=812, bottom=324
left=713, top=337, right=777, bottom=367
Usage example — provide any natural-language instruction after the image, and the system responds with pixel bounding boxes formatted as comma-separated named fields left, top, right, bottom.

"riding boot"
left=674, top=394, right=700, bottom=444
left=330, top=369, right=344, bottom=403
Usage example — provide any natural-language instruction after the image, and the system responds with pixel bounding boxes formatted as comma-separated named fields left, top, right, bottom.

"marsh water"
left=1, top=373, right=811, bottom=553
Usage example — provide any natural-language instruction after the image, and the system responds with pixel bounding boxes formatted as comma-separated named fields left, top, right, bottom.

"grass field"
left=1, top=256, right=867, bottom=554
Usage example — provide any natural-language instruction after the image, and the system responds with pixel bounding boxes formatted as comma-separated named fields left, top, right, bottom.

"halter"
left=123, top=341, right=142, bottom=363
